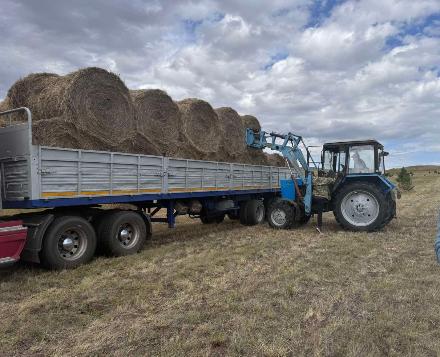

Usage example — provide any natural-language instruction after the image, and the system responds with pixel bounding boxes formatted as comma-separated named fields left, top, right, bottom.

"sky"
left=1, top=0, right=440, bottom=167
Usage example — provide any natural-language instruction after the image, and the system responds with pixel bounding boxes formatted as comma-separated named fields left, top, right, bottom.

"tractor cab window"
left=378, top=148, right=388, bottom=174
left=323, top=151, right=333, bottom=171
left=337, top=151, right=346, bottom=173
left=322, top=150, right=346, bottom=174
left=349, top=145, right=375, bottom=174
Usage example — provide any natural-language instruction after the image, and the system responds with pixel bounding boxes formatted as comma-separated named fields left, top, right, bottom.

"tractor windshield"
left=348, top=145, right=375, bottom=174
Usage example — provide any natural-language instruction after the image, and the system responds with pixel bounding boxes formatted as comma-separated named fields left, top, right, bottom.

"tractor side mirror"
left=382, top=151, right=389, bottom=157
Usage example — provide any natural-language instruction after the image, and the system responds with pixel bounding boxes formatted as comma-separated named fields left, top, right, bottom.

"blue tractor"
left=246, top=129, right=399, bottom=232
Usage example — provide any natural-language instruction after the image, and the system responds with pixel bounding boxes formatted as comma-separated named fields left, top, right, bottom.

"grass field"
left=1, top=168, right=440, bottom=356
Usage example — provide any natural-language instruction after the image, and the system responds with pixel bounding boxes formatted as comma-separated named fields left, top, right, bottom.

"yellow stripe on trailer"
left=42, top=185, right=278, bottom=198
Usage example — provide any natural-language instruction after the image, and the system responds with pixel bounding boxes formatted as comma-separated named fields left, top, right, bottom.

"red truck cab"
left=0, top=220, right=27, bottom=265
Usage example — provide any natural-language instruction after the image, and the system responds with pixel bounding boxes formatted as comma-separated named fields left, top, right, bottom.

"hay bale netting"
left=177, top=98, right=222, bottom=155
left=215, top=107, right=246, bottom=158
left=130, top=89, right=183, bottom=156
left=5, top=67, right=136, bottom=145
left=241, top=114, right=261, bottom=132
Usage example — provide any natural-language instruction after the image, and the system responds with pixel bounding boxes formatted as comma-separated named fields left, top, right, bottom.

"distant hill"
left=388, top=165, right=440, bottom=174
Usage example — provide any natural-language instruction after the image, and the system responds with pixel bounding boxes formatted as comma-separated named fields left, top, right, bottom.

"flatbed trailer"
left=0, top=108, right=291, bottom=269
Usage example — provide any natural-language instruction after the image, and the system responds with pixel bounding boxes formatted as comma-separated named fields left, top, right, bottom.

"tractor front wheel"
left=267, top=200, right=297, bottom=229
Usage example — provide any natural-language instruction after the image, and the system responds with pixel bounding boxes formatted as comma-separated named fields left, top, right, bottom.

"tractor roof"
left=323, top=139, right=383, bottom=150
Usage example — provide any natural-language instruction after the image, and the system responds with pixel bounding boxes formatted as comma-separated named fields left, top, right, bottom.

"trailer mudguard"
left=19, top=213, right=55, bottom=263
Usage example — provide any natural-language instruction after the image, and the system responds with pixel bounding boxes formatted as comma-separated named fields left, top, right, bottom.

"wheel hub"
left=57, top=229, right=86, bottom=260
left=119, top=228, right=131, bottom=241
left=271, top=208, right=286, bottom=226
left=62, top=237, right=75, bottom=252
left=118, top=224, right=137, bottom=247
left=341, top=190, right=380, bottom=227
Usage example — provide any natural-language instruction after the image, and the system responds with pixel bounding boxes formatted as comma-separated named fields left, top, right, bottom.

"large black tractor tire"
left=98, top=211, right=147, bottom=256
left=333, top=182, right=388, bottom=232
left=383, top=193, right=396, bottom=225
left=200, top=212, right=225, bottom=224
left=240, top=200, right=265, bottom=226
left=40, top=216, right=97, bottom=270
left=293, top=202, right=311, bottom=225
left=267, top=200, right=297, bottom=229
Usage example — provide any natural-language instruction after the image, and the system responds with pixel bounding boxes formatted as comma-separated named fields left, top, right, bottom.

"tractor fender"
left=336, top=174, right=396, bottom=194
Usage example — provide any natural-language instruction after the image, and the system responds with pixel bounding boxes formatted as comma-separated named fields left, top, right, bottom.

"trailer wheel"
left=240, top=200, right=265, bottom=226
left=98, top=211, right=147, bottom=256
left=40, top=216, right=97, bottom=269
left=267, top=200, right=296, bottom=229
left=333, top=182, right=387, bottom=232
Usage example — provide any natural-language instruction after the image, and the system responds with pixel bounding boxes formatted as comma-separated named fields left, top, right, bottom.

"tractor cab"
left=320, top=140, right=388, bottom=177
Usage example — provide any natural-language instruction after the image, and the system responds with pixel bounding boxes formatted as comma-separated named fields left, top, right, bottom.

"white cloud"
left=0, top=0, right=439, bottom=167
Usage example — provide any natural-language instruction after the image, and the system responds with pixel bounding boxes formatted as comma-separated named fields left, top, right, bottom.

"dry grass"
left=1, top=170, right=440, bottom=356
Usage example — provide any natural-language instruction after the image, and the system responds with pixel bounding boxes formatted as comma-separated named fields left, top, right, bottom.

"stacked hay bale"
left=130, top=89, right=180, bottom=156
left=177, top=98, right=223, bottom=160
left=265, top=153, right=286, bottom=167
left=3, top=67, right=143, bottom=152
left=0, top=99, right=7, bottom=127
left=1, top=67, right=283, bottom=166
left=241, top=114, right=261, bottom=132
left=214, top=107, right=245, bottom=161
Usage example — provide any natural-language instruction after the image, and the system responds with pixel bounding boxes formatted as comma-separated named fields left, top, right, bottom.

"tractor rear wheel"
left=333, top=182, right=387, bottom=231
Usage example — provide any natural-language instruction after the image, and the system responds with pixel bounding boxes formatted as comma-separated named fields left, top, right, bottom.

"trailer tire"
left=333, top=182, right=388, bottom=232
left=40, top=216, right=97, bottom=269
left=267, top=200, right=296, bottom=229
left=98, top=211, right=147, bottom=256
left=240, top=200, right=265, bottom=226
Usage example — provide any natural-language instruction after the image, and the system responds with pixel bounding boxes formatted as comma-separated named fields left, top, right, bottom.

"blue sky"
left=1, top=0, right=440, bottom=167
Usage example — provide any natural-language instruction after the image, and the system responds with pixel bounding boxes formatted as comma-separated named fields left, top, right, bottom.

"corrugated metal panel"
left=4, top=146, right=291, bottom=200
left=2, top=160, right=30, bottom=200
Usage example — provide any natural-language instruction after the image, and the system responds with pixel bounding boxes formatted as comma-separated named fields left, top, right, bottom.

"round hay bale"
left=6, top=68, right=136, bottom=145
left=32, top=117, right=112, bottom=151
left=117, top=133, right=160, bottom=156
left=215, top=107, right=246, bottom=156
left=265, top=153, right=286, bottom=167
left=0, top=99, right=7, bottom=112
left=177, top=98, right=222, bottom=154
left=241, top=114, right=261, bottom=132
left=0, top=99, right=8, bottom=127
left=130, top=89, right=182, bottom=155
left=33, top=118, right=79, bottom=148
left=6, top=73, right=61, bottom=120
